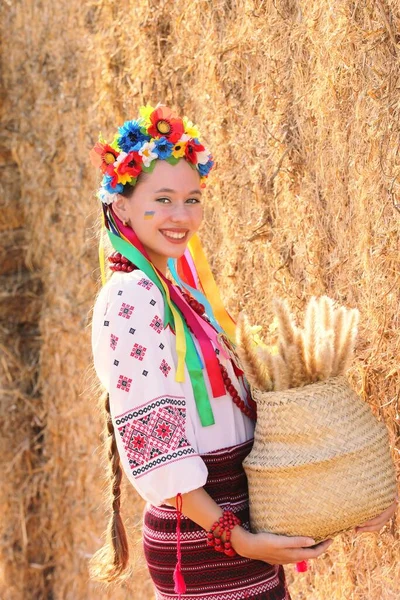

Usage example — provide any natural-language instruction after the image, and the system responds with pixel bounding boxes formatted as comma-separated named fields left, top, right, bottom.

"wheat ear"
left=272, top=298, right=297, bottom=347
left=318, top=295, right=335, bottom=331
left=293, top=327, right=309, bottom=385
left=315, top=330, right=335, bottom=380
left=303, top=296, right=320, bottom=381
left=312, top=296, right=335, bottom=380
left=235, top=312, right=273, bottom=390
left=334, top=308, right=359, bottom=375
left=256, top=347, right=275, bottom=381
left=271, top=353, right=290, bottom=391
left=285, top=343, right=308, bottom=387
left=331, top=306, right=347, bottom=375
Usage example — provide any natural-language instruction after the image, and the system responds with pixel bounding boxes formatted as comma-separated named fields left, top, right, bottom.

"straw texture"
left=2, top=0, right=400, bottom=598
left=244, top=376, right=397, bottom=543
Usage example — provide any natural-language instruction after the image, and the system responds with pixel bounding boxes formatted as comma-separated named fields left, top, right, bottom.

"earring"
left=123, top=220, right=128, bottom=226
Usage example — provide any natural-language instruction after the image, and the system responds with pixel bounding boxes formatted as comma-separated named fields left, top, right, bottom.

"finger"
left=357, top=517, right=385, bottom=528
left=356, top=507, right=395, bottom=528
left=290, top=539, right=333, bottom=560
left=283, top=536, right=316, bottom=549
left=355, top=525, right=382, bottom=533
left=308, top=538, right=334, bottom=550
left=307, top=539, right=334, bottom=555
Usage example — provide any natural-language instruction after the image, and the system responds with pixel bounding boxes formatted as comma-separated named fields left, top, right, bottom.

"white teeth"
left=161, top=231, right=187, bottom=239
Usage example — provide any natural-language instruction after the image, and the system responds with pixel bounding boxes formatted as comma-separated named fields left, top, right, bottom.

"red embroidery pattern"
left=117, top=375, right=132, bottom=392
left=130, top=343, right=147, bottom=361
left=137, top=277, right=154, bottom=290
left=150, top=315, right=163, bottom=334
left=110, top=333, right=119, bottom=350
left=132, top=433, right=146, bottom=450
left=115, top=397, right=195, bottom=477
left=118, top=303, right=134, bottom=319
left=155, top=419, right=172, bottom=439
left=159, top=359, right=171, bottom=377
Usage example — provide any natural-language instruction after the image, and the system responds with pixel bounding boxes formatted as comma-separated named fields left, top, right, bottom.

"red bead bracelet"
left=207, top=510, right=242, bottom=557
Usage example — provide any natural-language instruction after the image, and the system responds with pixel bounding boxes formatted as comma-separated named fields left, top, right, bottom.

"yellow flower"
left=183, top=116, right=201, bottom=139
left=139, top=104, right=155, bottom=125
left=116, top=171, right=134, bottom=185
left=172, top=141, right=187, bottom=159
left=110, top=134, right=121, bottom=151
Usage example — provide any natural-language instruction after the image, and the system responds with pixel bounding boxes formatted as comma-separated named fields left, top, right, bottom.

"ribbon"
left=188, top=234, right=237, bottom=342
left=106, top=230, right=216, bottom=426
left=177, top=252, right=197, bottom=289
left=168, top=258, right=227, bottom=339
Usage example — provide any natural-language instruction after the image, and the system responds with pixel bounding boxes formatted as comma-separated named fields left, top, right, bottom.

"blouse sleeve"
left=91, top=271, right=209, bottom=506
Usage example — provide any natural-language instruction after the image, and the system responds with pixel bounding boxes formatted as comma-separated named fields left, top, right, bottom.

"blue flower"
left=153, top=137, right=174, bottom=159
left=102, top=174, right=123, bottom=194
left=117, top=120, right=151, bottom=153
left=198, top=159, right=214, bottom=177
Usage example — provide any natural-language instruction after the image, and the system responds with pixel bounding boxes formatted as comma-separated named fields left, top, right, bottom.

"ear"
left=112, top=194, right=130, bottom=222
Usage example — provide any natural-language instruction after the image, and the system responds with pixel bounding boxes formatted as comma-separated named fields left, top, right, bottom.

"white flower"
left=139, top=141, right=158, bottom=167
left=97, top=188, right=116, bottom=205
left=114, top=151, right=128, bottom=167
left=196, top=149, right=211, bottom=165
left=178, top=133, right=191, bottom=143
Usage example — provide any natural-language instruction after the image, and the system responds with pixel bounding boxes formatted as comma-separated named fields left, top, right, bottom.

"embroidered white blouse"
left=91, top=269, right=255, bottom=506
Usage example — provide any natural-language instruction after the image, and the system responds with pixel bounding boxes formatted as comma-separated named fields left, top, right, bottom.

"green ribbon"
left=107, top=230, right=215, bottom=426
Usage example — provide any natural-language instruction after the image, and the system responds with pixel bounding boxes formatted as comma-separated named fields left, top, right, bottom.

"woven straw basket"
left=243, top=376, right=397, bottom=543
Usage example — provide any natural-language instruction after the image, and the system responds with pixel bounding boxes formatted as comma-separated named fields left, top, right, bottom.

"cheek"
left=143, top=210, right=156, bottom=220
left=196, top=205, right=204, bottom=227
left=191, top=205, right=203, bottom=227
left=137, top=209, right=162, bottom=228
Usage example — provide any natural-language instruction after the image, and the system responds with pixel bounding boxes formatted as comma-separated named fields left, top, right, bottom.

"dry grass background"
left=1, top=0, right=399, bottom=598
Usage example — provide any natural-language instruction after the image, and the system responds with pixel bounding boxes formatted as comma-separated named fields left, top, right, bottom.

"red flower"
left=148, top=106, right=184, bottom=143
left=105, top=165, right=120, bottom=188
left=89, top=142, right=119, bottom=173
left=184, top=139, right=205, bottom=165
left=117, top=151, right=143, bottom=178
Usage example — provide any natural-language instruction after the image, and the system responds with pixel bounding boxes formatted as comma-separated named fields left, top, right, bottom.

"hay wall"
left=1, top=0, right=399, bottom=598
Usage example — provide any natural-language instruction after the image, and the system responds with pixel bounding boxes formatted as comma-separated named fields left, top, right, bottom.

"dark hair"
left=88, top=391, right=131, bottom=583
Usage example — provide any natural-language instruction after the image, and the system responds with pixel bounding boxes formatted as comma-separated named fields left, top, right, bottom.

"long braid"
left=88, top=392, right=131, bottom=583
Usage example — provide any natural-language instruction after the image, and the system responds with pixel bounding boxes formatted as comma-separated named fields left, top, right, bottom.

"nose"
left=169, top=203, right=191, bottom=223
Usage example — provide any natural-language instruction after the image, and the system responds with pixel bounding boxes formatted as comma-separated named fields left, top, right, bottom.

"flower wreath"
left=89, top=104, right=214, bottom=205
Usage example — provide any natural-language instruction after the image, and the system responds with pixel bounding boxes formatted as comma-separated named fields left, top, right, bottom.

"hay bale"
left=1, top=0, right=399, bottom=598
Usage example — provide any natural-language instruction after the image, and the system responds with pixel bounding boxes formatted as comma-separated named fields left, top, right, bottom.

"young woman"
left=89, top=105, right=396, bottom=599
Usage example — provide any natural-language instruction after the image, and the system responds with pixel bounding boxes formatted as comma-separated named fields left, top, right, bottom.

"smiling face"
left=111, top=159, right=204, bottom=275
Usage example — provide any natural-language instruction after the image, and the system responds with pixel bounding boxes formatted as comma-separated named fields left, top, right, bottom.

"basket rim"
left=251, top=374, right=352, bottom=402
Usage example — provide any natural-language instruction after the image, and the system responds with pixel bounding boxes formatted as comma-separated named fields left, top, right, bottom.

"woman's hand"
left=354, top=498, right=398, bottom=534
left=231, top=527, right=333, bottom=565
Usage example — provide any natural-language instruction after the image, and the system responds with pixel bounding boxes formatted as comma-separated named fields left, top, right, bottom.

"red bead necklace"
left=108, top=251, right=256, bottom=420
left=108, top=252, right=136, bottom=272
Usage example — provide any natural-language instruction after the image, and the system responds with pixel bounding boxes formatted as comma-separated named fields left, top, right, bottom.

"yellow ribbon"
left=188, top=233, right=237, bottom=343
left=99, top=210, right=107, bottom=287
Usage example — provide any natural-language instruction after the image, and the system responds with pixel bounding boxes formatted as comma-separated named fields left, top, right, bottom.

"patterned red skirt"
left=143, top=439, right=292, bottom=599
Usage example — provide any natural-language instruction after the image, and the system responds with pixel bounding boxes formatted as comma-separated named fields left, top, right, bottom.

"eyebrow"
left=154, top=187, right=202, bottom=195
